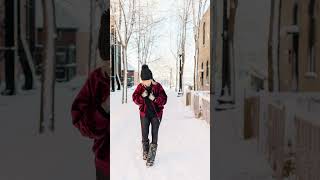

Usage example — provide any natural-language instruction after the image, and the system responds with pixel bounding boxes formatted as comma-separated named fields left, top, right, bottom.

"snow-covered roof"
left=36, top=0, right=91, bottom=32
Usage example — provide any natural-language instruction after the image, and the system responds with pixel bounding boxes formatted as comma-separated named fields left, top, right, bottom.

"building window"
left=203, top=22, right=206, bottom=45
left=308, top=0, right=316, bottom=73
left=309, top=46, right=316, bottom=72
left=201, top=62, right=204, bottom=86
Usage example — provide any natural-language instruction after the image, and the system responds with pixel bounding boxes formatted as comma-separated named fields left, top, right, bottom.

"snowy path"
left=0, top=80, right=96, bottom=179
left=110, top=88, right=210, bottom=180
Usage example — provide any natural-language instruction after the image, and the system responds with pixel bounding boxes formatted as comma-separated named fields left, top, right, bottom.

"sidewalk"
left=110, top=88, right=210, bottom=180
left=213, top=108, right=274, bottom=180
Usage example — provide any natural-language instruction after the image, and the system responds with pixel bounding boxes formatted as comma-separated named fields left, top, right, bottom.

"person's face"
left=142, top=79, right=151, bottom=87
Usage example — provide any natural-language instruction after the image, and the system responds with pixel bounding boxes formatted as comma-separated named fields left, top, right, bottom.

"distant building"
left=121, top=63, right=137, bottom=88
left=197, top=8, right=210, bottom=91
left=35, top=28, right=77, bottom=82
left=35, top=0, right=95, bottom=81
left=0, top=0, right=93, bottom=84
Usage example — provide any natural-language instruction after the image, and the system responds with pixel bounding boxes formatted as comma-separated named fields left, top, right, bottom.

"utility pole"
left=178, top=52, right=183, bottom=96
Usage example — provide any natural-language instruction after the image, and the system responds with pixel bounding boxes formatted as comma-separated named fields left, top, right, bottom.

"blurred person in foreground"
left=71, top=9, right=110, bottom=180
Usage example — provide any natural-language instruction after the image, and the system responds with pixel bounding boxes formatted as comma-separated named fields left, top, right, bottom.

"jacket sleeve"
left=154, top=84, right=167, bottom=106
left=71, top=76, right=108, bottom=140
left=132, top=85, right=144, bottom=105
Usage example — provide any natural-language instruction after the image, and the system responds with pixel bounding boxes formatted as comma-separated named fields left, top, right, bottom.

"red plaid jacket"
left=132, top=82, right=167, bottom=119
left=71, top=68, right=109, bottom=176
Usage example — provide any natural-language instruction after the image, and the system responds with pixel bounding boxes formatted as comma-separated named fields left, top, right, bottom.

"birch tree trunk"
left=124, top=47, right=128, bottom=103
left=40, top=0, right=56, bottom=133
left=121, top=45, right=128, bottom=103
left=177, top=0, right=191, bottom=94
left=121, top=45, right=124, bottom=103
left=112, top=0, right=136, bottom=103
left=88, top=0, right=96, bottom=75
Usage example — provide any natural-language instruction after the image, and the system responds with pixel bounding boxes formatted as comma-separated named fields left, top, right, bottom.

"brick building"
left=0, top=0, right=96, bottom=90
left=197, top=8, right=211, bottom=91
left=35, top=0, right=94, bottom=80
left=273, top=0, right=320, bottom=91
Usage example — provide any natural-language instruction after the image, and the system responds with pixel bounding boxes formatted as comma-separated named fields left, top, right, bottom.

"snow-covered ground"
left=213, top=108, right=274, bottom=180
left=0, top=80, right=210, bottom=179
left=0, top=80, right=95, bottom=179
left=110, top=88, right=210, bottom=180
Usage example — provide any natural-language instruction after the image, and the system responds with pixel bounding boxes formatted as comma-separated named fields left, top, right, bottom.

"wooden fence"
left=295, top=116, right=320, bottom=180
left=201, top=98, right=210, bottom=125
left=244, top=96, right=260, bottom=139
left=244, top=93, right=320, bottom=179
left=267, top=103, right=286, bottom=180
left=193, top=93, right=201, bottom=118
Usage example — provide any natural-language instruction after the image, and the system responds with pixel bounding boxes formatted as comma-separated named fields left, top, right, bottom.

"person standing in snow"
left=132, top=64, right=167, bottom=167
left=71, top=10, right=110, bottom=180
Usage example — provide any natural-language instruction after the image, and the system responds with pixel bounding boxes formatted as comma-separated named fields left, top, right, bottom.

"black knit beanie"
left=141, top=64, right=153, bottom=80
left=98, top=9, right=110, bottom=61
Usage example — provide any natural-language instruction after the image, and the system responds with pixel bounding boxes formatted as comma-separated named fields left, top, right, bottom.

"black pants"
left=96, top=168, right=109, bottom=180
left=140, top=116, right=161, bottom=145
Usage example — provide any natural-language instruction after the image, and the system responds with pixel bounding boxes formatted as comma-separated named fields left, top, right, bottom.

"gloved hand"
left=142, top=90, right=148, bottom=98
left=149, top=92, right=155, bottom=101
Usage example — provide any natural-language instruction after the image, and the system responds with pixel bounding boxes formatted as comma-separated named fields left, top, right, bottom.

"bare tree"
left=176, top=0, right=192, bottom=94
left=191, top=0, right=208, bottom=91
left=133, top=0, right=162, bottom=79
left=40, top=0, right=56, bottom=133
left=88, top=0, right=97, bottom=74
left=170, top=30, right=181, bottom=92
left=111, top=0, right=136, bottom=103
